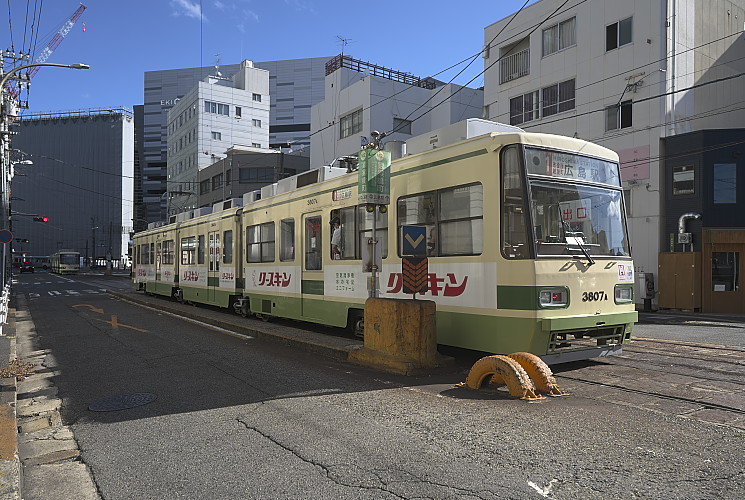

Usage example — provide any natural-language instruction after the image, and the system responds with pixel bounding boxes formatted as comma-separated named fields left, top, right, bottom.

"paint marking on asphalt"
left=528, top=479, right=557, bottom=498
left=48, top=291, right=61, bottom=296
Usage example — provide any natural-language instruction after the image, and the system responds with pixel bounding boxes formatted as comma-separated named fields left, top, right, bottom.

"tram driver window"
left=501, top=145, right=530, bottom=259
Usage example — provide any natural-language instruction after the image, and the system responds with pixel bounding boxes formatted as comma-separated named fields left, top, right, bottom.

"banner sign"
left=358, top=149, right=391, bottom=204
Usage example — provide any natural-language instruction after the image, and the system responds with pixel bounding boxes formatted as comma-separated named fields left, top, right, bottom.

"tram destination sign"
left=525, top=147, right=621, bottom=187
left=358, top=149, right=391, bottom=204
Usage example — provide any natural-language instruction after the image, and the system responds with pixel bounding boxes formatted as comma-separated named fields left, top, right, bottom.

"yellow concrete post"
left=348, top=298, right=443, bottom=375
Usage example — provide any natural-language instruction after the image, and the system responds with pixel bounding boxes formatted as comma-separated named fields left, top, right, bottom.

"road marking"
left=48, top=291, right=61, bottom=296
left=73, top=304, right=105, bottom=314
left=65, top=290, right=80, bottom=295
left=28, top=293, right=39, bottom=298
left=528, top=479, right=557, bottom=498
left=82, top=289, right=98, bottom=294
left=99, top=315, right=148, bottom=333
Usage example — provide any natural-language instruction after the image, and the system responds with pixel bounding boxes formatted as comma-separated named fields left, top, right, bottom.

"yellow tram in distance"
left=133, top=127, right=637, bottom=364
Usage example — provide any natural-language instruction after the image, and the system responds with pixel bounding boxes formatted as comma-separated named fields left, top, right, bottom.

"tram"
left=50, top=250, right=81, bottom=274
left=133, top=129, right=637, bottom=364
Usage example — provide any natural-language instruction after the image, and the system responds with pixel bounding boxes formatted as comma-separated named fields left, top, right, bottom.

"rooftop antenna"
left=213, top=53, right=222, bottom=77
left=336, top=35, right=352, bottom=56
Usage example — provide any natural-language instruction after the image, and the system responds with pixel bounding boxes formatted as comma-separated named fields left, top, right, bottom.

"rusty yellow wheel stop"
left=508, top=352, right=567, bottom=397
left=465, top=355, right=541, bottom=400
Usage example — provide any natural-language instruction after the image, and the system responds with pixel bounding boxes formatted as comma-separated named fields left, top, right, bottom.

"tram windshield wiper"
left=557, top=204, right=595, bottom=266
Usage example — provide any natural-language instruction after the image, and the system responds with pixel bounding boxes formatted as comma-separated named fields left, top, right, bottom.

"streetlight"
left=0, top=62, right=90, bottom=90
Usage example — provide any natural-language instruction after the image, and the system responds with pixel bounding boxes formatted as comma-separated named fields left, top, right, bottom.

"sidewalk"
left=637, top=308, right=745, bottom=327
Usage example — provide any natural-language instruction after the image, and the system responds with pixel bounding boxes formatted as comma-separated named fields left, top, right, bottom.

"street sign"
left=358, top=149, right=391, bottom=204
left=402, top=225, right=427, bottom=256
left=402, top=256, right=428, bottom=295
left=0, top=230, right=13, bottom=244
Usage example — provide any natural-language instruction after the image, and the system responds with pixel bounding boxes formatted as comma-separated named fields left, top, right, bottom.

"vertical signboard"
left=358, top=149, right=391, bottom=205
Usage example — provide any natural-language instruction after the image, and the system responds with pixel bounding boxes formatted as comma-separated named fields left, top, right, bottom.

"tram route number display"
left=582, top=290, right=608, bottom=302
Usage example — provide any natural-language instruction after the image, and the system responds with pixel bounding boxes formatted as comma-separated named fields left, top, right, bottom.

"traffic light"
left=33, top=216, right=49, bottom=222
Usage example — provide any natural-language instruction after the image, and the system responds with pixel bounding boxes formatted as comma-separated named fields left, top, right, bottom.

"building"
left=484, top=0, right=745, bottom=311
left=196, top=146, right=310, bottom=208
left=166, top=60, right=270, bottom=216
left=137, top=56, right=331, bottom=228
left=311, top=55, right=485, bottom=169
left=10, top=108, right=134, bottom=265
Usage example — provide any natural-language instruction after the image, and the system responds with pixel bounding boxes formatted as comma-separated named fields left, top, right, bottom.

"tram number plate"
left=582, top=290, right=608, bottom=302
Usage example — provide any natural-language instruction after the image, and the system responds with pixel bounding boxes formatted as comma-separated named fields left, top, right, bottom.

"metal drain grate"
left=88, top=393, right=157, bottom=412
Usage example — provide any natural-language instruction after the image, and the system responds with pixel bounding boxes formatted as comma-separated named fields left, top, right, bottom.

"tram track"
left=556, top=373, right=745, bottom=416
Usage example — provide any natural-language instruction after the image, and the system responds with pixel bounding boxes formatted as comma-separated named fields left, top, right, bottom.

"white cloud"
left=214, top=1, right=226, bottom=10
left=244, top=9, right=259, bottom=22
left=170, top=0, right=205, bottom=21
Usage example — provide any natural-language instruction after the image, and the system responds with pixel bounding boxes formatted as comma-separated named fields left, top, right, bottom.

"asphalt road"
left=14, top=272, right=745, bottom=499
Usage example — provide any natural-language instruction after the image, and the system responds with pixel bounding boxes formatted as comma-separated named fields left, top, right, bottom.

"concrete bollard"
left=348, top=297, right=445, bottom=375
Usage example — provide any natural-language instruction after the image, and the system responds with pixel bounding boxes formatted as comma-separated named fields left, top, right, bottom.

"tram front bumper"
left=539, top=311, right=637, bottom=365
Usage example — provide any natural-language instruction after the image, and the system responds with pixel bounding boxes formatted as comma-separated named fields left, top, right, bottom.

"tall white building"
left=484, top=0, right=745, bottom=309
left=311, top=55, right=484, bottom=168
left=166, top=60, right=270, bottom=215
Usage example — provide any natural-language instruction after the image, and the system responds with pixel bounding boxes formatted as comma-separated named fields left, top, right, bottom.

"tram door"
left=155, top=241, right=162, bottom=281
left=208, top=231, right=221, bottom=303
left=301, top=213, right=324, bottom=319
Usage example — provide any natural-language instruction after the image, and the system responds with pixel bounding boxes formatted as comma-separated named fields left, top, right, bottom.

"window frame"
left=340, top=109, right=363, bottom=139
left=397, top=183, right=484, bottom=258
left=606, top=17, right=633, bottom=52
left=246, top=222, right=276, bottom=263
left=605, top=100, right=633, bottom=131
left=672, top=165, right=695, bottom=196
left=542, top=16, right=576, bottom=57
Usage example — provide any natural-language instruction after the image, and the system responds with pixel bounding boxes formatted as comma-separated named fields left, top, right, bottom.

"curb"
left=0, top=304, right=21, bottom=500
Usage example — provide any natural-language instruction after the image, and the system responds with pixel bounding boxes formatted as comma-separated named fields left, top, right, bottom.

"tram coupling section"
left=463, top=352, right=567, bottom=400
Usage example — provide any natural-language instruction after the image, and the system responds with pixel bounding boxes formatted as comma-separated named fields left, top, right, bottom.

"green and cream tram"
left=50, top=250, right=81, bottom=274
left=133, top=130, right=637, bottom=363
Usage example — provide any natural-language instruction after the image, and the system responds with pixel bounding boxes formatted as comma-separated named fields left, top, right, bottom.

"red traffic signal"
left=33, top=216, right=49, bottom=222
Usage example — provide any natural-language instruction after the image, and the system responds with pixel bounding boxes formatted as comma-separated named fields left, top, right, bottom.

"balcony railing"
left=499, top=48, right=530, bottom=84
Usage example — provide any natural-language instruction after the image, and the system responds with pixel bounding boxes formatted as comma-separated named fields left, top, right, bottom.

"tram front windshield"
left=60, top=254, right=78, bottom=265
left=525, top=147, right=630, bottom=258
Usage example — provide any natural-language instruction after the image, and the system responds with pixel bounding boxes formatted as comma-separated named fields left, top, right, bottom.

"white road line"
left=29, top=293, right=40, bottom=298
left=48, top=291, right=61, bottom=296
left=65, top=290, right=80, bottom=295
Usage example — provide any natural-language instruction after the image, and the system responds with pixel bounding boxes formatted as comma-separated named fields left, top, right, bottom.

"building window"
left=246, top=222, right=275, bottom=263
left=239, top=167, right=274, bottom=183
left=340, top=109, right=362, bottom=139
left=252, top=119, right=262, bottom=127
left=607, top=17, right=633, bottom=51
left=542, top=79, right=575, bottom=117
left=542, top=17, right=576, bottom=56
left=672, top=165, right=695, bottom=195
left=204, top=101, right=229, bottom=115
left=212, top=173, right=223, bottom=191
left=712, top=252, right=740, bottom=291
left=200, top=179, right=210, bottom=195
left=211, top=131, right=222, bottom=140
left=252, top=93, right=262, bottom=102
left=714, top=163, right=737, bottom=204
left=235, top=106, right=242, bottom=118
left=605, top=100, right=633, bottom=131
left=509, top=90, right=540, bottom=125
left=392, top=117, right=412, bottom=135
left=252, top=143, right=261, bottom=148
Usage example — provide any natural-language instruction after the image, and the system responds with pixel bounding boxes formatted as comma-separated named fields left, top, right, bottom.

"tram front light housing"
left=614, top=285, right=633, bottom=303
left=539, top=288, right=568, bottom=308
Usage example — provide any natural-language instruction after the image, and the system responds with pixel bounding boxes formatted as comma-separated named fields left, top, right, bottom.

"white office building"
left=166, top=60, right=269, bottom=215
left=484, top=0, right=745, bottom=308
left=311, top=55, right=484, bottom=168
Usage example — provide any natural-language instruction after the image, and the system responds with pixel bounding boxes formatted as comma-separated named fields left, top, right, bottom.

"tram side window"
left=357, top=205, right=388, bottom=259
left=501, top=145, right=530, bottom=259
left=141, top=244, right=150, bottom=265
left=280, top=219, right=295, bottom=261
left=162, top=240, right=175, bottom=265
left=247, top=223, right=276, bottom=263
left=330, top=207, right=356, bottom=260
left=223, top=231, right=233, bottom=264
left=397, top=184, right=482, bottom=256
left=156, top=242, right=162, bottom=272
left=305, top=216, right=322, bottom=270
left=181, top=236, right=196, bottom=265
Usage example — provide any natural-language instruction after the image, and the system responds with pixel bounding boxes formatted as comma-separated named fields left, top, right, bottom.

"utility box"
left=658, top=252, right=701, bottom=309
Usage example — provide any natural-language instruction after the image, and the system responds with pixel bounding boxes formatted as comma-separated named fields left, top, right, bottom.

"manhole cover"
left=88, top=393, right=157, bottom=412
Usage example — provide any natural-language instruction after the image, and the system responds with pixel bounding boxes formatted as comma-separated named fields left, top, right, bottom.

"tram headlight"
left=614, top=285, right=633, bottom=303
left=539, top=288, right=568, bottom=307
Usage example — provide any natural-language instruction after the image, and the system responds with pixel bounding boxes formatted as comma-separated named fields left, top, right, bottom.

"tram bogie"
left=132, top=129, right=637, bottom=363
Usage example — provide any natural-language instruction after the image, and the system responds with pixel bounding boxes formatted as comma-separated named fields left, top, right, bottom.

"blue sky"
left=4, top=0, right=535, bottom=113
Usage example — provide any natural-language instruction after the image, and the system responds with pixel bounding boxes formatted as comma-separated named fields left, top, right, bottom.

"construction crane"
left=7, top=3, right=87, bottom=100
